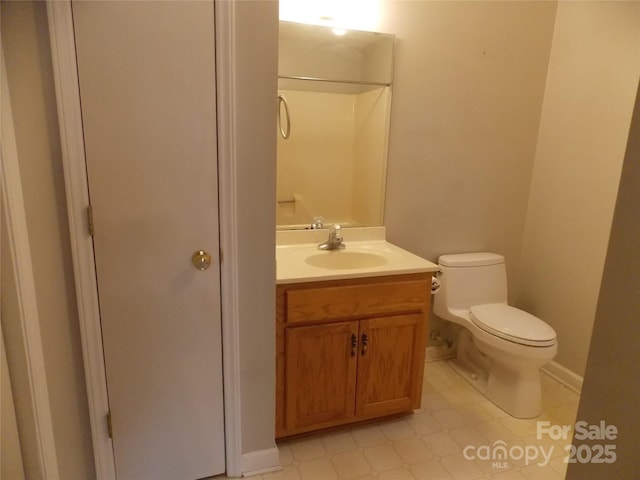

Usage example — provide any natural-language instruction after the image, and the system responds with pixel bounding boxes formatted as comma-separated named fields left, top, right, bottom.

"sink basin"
left=276, top=230, right=440, bottom=284
left=304, top=251, right=388, bottom=270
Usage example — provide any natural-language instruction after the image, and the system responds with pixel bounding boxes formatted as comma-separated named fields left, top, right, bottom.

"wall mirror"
left=276, top=21, right=395, bottom=229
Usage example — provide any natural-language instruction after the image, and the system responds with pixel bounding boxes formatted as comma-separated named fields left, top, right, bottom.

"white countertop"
left=276, top=227, right=439, bottom=284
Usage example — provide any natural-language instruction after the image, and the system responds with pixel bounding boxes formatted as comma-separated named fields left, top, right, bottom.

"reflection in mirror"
left=276, top=21, right=395, bottom=230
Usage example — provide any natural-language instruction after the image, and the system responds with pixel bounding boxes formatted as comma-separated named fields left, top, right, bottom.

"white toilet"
left=433, top=252, right=557, bottom=418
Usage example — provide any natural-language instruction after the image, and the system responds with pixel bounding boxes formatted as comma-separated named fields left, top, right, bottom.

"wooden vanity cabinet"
left=276, top=273, right=432, bottom=438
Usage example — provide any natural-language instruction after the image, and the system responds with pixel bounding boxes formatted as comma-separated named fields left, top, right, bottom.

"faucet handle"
left=311, top=216, right=324, bottom=229
left=317, top=224, right=345, bottom=250
left=331, top=225, right=344, bottom=245
left=331, top=225, right=345, bottom=249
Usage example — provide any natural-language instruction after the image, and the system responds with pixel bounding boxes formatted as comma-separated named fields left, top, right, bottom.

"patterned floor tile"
left=220, top=360, right=580, bottom=480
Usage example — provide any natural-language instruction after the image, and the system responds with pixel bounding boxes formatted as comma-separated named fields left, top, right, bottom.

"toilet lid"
left=470, top=303, right=557, bottom=347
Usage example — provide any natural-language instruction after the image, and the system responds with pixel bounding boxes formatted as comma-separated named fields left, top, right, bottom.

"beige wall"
left=566, top=78, right=640, bottom=480
left=233, top=0, right=279, bottom=454
left=378, top=0, right=640, bottom=378
left=1, top=1, right=95, bottom=478
left=378, top=0, right=557, bottom=333
left=515, top=1, right=640, bottom=376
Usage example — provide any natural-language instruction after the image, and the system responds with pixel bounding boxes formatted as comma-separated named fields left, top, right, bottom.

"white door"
left=72, top=2, right=225, bottom=479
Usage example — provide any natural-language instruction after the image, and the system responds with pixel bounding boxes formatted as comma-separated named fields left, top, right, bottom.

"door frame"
left=46, top=1, right=243, bottom=478
left=1, top=44, right=60, bottom=480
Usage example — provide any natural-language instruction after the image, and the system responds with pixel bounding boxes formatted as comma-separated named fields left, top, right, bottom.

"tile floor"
left=228, top=360, right=580, bottom=480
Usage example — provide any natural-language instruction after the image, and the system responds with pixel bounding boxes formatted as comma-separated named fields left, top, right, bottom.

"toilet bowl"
left=433, top=252, right=557, bottom=418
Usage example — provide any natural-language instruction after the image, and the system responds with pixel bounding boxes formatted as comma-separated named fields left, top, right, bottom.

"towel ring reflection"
left=277, top=94, right=291, bottom=139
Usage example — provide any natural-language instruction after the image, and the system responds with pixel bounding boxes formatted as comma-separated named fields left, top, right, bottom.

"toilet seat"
left=470, top=303, right=556, bottom=347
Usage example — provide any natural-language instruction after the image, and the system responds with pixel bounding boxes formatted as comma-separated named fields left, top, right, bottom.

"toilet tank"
left=433, top=252, right=508, bottom=319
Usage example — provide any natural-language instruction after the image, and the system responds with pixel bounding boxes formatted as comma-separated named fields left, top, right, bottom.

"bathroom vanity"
left=274, top=20, right=438, bottom=439
left=275, top=228, right=439, bottom=438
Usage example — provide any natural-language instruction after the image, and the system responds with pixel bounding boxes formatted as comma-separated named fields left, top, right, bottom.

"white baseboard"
left=241, top=447, right=281, bottom=477
left=542, top=360, right=583, bottom=394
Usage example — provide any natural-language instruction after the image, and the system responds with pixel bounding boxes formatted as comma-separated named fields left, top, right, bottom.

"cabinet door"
left=285, top=321, right=359, bottom=433
left=356, top=314, right=424, bottom=418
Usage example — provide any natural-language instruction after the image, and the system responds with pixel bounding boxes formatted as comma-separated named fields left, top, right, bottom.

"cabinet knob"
left=361, top=333, right=368, bottom=355
left=351, top=334, right=357, bottom=357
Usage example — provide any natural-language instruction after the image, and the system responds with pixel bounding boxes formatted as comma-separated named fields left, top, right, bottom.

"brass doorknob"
left=192, top=250, right=212, bottom=271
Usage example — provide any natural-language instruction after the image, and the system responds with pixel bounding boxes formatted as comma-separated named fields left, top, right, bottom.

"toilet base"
left=448, top=330, right=544, bottom=419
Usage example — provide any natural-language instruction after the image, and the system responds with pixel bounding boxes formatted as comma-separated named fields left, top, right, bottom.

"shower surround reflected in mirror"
left=276, top=21, right=395, bottom=229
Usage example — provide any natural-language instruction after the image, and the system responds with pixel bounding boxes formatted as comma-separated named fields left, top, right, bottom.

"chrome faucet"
left=318, top=224, right=345, bottom=250
left=310, top=216, right=324, bottom=229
